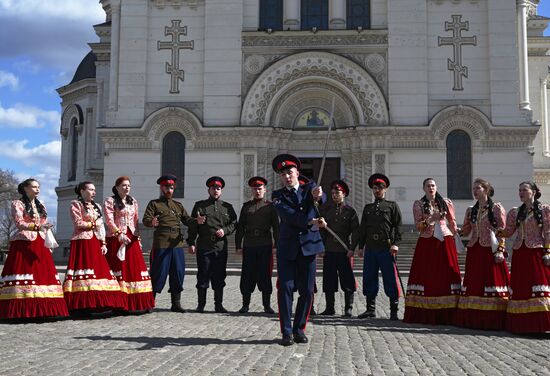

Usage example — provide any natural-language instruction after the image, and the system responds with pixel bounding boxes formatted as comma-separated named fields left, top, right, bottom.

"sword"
left=317, top=97, right=336, bottom=187
left=323, top=224, right=349, bottom=252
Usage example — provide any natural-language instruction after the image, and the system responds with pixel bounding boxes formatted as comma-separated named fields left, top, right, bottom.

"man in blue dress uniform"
left=271, top=154, right=326, bottom=346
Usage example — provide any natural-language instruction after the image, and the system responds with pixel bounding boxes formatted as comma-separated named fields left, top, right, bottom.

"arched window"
left=301, top=0, right=328, bottom=30
left=68, top=118, right=78, bottom=182
left=347, top=0, right=370, bottom=29
left=446, top=130, right=472, bottom=199
left=162, top=131, right=186, bottom=198
left=260, top=0, right=283, bottom=30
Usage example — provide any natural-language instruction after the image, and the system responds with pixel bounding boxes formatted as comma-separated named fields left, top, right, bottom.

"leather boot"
left=196, top=288, right=207, bottom=313
left=344, top=291, right=354, bottom=317
left=214, top=289, right=228, bottom=313
left=170, top=292, right=186, bottom=313
left=320, top=292, right=335, bottom=315
left=262, top=292, right=275, bottom=314
left=239, top=293, right=251, bottom=313
left=390, top=298, right=399, bottom=320
left=358, top=296, right=376, bottom=319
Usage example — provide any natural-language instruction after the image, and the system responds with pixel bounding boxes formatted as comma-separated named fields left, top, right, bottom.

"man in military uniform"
left=357, top=173, right=402, bottom=320
left=235, top=176, right=279, bottom=314
left=271, top=154, right=326, bottom=346
left=319, top=180, right=359, bottom=317
left=188, top=176, right=237, bottom=313
left=143, top=175, right=204, bottom=313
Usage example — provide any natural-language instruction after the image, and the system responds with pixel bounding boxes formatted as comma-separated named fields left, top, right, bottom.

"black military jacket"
left=187, top=197, right=237, bottom=251
left=320, top=202, right=359, bottom=252
left=235, top=199, right=280, bottom=249
left=357, top=198, right=402, bottom=250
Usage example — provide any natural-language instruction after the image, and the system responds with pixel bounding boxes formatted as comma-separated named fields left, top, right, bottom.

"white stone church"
left=55, top=0, right=550, bottom=253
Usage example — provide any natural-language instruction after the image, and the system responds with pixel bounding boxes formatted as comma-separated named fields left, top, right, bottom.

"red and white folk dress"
left=0, top=200, right=68, bottom=319
left=63, top=200, right=126, bottom=312
left=103, top=197, right=154, bottom=312
left=501, top=205, right=550, bottom=333
left=455, top=203, right=510, bottom=330
left=404, top=198, right=462, bottom=325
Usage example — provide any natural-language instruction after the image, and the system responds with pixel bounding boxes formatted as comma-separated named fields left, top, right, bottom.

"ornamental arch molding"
left=60, top=104, right=84, bottom=139
left=241, top=52, right=389, bottom=127
left=142, top=107, right=202, bottom=149
left=430, top=105, right=492, bottom=146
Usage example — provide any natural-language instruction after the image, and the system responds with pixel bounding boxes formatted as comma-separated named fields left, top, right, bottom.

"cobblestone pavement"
left=0, top=275, right=548, bottom=376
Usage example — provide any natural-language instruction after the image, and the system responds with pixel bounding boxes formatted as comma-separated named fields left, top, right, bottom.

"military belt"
left=246, top=229, right=269, bottom=237
left=156, top=227, right=181, bottom=233
left=368, top=234, right=387, bottom=241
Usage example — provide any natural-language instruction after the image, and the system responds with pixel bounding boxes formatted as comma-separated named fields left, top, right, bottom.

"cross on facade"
left=157, top=20, right=194, bottom=94
left=438, top=15, right=477, bottom=91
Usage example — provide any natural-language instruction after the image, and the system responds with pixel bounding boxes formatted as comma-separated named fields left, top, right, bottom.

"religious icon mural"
left=295, top=108, right=331, bottom=128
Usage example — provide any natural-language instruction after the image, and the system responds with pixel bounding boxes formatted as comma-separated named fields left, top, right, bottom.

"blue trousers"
left=150, top=247, right=185, bottom=294
left=277, top=251, right=316, bottom=336
left=196, top=249, right=228, bottom=290
left=362, top=247, right=399, bottom=300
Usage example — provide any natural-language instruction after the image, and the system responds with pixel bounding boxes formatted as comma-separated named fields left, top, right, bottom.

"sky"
left=0, top=1, right=549, bottom=223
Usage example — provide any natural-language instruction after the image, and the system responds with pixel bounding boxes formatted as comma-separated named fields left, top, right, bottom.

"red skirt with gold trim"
left=105, top=230, right=154, bottom=312
left=404, top=235, right=462, bottom=325
left=0, top=237, right=68, bottom=319
left=454, top=242, right=510, bottom=330
left=63, top=235, right=126, bottom=312
left=505, top=244, right=550, bottom=333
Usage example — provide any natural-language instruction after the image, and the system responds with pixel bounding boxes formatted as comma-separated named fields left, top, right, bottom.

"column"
left=108, top=0, right=120, bottom=110
left=517, top=0, right=531, bottom=110
left=284, top=0, right=300, bottom=30
left=542, top=78, right=549, bottom=155
left=330, top=0, right=346, bottom=29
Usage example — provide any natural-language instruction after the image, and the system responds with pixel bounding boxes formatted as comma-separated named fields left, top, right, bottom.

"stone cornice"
left=57, top=80, right=97, bottom=104
left=89, top=42, right=111, bottom=61
left=150, top=0, right=204, bottom=9
left=242, top=30, right=388, bottom=50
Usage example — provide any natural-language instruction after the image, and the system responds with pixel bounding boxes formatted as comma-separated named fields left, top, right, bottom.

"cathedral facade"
left=56, top=0, right=550, bottom=254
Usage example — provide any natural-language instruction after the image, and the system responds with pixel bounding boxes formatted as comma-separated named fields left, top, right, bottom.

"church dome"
left=70, top=51, right=97, bottom=84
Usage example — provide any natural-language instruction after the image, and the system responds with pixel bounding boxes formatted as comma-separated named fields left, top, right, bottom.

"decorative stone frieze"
left=241, top=52, right=389, bottom=127
left=242, top=31, right=388, bottom=48
left=151, top=0, right=204, bottom=10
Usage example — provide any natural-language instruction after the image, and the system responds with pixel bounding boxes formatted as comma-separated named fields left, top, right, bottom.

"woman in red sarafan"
left=498, top=181, right=550, bottom=333
left=0, top=178, right=68, bottom=319
left=455, top=178, right=510, bottom=330
left=104, top=176, right=154, bottom=313
left=403, top=178, right=462, bottom=325
left=63, top=181, right=126, bottom=313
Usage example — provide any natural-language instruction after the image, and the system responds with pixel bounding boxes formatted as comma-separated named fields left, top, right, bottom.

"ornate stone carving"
left=364, top=53, right=385, bottom=74
left=244, top=55, right=266, bottom=75
left=438, top=15, right=477, bottom=91
left=430, top=105, right=490, bottom=141
left=242, top=31, right=388, bottom=48
left=151, top=0, right=204, bottom=9
left=374, top=154, right=386, bottom=174
left=241, top=52, right=389, bottom=127
left=60, top=104, right=84, bottom=139
left=243, top=154, right=256, bottom=201
left=157, top=20, right=194, bottom=94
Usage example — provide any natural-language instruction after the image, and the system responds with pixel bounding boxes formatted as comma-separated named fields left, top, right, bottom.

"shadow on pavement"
left=309, top=316, right=550, bottom=339
left=74, top=335, right=280, bottom=350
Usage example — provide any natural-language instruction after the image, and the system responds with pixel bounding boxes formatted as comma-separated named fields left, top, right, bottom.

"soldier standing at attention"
left=188, top=176, right=237, bottom=313
left=357, top=174, right=403, bottom=320
left=319, top=180, right=359, bottom=317
left=271, top=154, right=326, bottom=346
left=235, top=176, right=279, bottom=314
left=143, top=175, right=204, bottom=313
